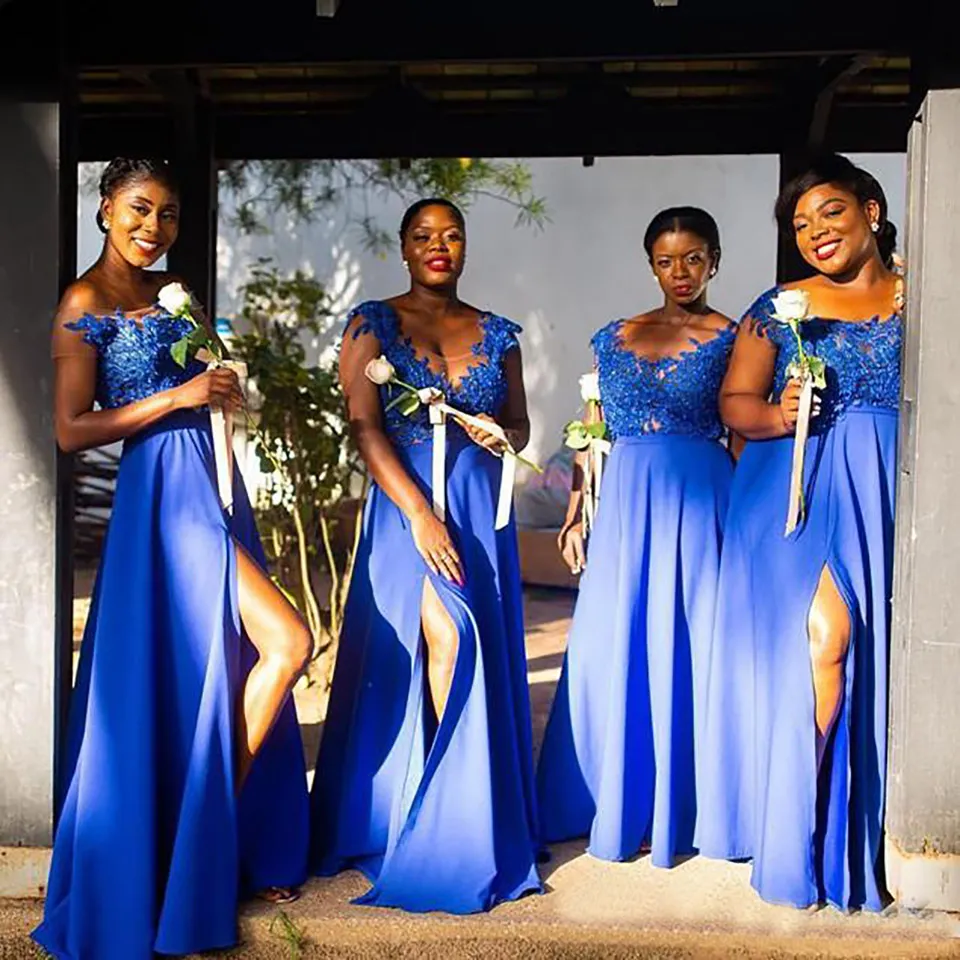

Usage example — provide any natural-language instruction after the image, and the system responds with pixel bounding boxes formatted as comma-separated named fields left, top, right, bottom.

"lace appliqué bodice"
left=746, top=287, right=902, bottom=430
left=591, top=319, right=736, bottom=441
left=347, top=300, right=521, bottom=447
left=66, top=310, right=205, bottom=409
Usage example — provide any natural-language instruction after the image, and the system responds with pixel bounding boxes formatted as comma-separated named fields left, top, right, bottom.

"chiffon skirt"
left=696, top=408, right=897, bottom=910
left=309, top=431, right=541, bottom=913
left=537, top=435, right=732, bottom=866
left=33, top=410, right=309, bottom=959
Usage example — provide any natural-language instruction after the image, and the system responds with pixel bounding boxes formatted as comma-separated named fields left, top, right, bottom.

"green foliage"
left=228, top=259, right=365, bottom=679
left=219, top=158, right=548, bottom=251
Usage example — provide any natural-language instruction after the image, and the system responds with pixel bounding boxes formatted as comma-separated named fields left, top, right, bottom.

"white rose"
left=157, top=282, right=192, bottom=316
left=579, top=372, right=601, bottom=403
left=364, top=356, right=396, bottom=385
left=771, top=289, right=810, bottom=323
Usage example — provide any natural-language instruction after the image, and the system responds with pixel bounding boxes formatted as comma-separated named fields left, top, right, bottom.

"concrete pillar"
left=167, top=99, right=218, bottom=317
left=887, top=86, right=960, bottom=911
left=0, top=102, right=72, bottom=875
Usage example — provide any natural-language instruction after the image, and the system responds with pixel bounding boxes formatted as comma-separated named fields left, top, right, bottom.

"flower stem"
left=789, top=321, right=808, bottom=374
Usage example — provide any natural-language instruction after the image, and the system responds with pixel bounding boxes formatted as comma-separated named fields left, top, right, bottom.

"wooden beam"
left=78, top=97, right=912, bottom=161
left=808, top=54, right=871, bottom=149
left=63, top=2, right=912, bottom=70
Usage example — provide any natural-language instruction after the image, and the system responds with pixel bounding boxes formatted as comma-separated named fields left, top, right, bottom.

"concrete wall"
left=887, top=89, right=960, bottom=910
left=0, top=103, right=61, bottom=846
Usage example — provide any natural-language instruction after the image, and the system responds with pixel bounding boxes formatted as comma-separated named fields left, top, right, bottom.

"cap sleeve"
left=589, top=319, right=621, bottom=365
left=740, top=287, right=779, bottom=339
left=481, top=313, right=522, bottom=365
left=343, top=300, right=398, bottom=351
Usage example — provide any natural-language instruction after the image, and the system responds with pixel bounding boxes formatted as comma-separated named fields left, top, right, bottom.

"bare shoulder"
left=56, top=277, right=103, bottom=321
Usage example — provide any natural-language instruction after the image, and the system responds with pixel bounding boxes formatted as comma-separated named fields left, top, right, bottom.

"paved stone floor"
left=8, top=588, right=959, bottom=958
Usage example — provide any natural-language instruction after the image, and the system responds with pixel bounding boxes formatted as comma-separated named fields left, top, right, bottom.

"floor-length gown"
left=537, top=319, right=736, bottom=866
left=33, top=308, right=309, bottom=960
left=309, top=300, right=541, bottom=914
left=696, top=288, right=901, bottom=910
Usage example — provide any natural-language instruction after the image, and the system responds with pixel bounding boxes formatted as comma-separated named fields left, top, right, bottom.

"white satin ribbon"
left=785, top=375, right=813, bottom=537
left=582, top=437, right=612, bottom=539
left=420, top=388, right=516, bottom=531
left=197, top=349, right=247, bottom=516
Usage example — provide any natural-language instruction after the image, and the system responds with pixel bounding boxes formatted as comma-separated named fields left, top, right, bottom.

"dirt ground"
left=16, top=579, right=954, bottom=958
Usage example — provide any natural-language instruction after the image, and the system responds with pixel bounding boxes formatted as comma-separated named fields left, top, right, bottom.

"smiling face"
left=649, top=229, right=716, bottom=307
left=791, top=182, right=880, bottom=277
left=101, top=176, right=180, bottom=268
left=400, top=204, right=466, bottom=289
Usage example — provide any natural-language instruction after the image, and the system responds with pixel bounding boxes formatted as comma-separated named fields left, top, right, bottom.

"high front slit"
left=696, top=286, right=900, bottom=911
left=308, top=300, right=541, bottom=914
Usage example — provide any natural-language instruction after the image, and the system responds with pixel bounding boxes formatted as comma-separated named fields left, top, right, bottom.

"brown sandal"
left=256, top=886, right=301, bottom=904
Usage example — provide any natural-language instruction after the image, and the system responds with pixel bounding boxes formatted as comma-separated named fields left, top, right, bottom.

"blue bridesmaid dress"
left=309, top=301, right=541, bottom=914
left=537, top=319, right=736, bottom=866
left=32, top=309, right=309, bottom=960
left=696, top=288, right=902, bottom=911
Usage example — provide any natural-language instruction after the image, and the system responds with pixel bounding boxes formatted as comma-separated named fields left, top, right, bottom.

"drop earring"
left=871, top=221, right=879, bottom=233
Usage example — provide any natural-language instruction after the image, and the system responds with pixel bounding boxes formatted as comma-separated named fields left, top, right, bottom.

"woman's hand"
left=411, top=506, right=464, bottom=585
left=461, top=412, right=508, bottom=453
left=778, top=378, right=821, bottom=434
left=174, top=368, right=245, bottom=413
left=558, top=521, right=586, bottom=575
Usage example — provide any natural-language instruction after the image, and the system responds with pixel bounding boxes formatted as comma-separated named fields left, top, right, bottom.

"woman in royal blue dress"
left=537, top=208, right=737, bottom=867
left=33, top=159, right=311, bottom=960
left=309, top=198, right=541, bottom=913
left=696, top=154, right=903, bottom=911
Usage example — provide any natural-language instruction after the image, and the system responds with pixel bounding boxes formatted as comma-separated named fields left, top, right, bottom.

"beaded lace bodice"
left=66, top=310, right=205, bottom=409
left=346, top=300, right=521, bottom=447
left=745, top=287, right=902, bottom=428
left=591, top=319, right=736, bottom=441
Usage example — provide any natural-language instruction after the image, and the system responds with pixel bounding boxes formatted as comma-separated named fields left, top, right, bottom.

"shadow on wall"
left=0, top=102, right=60, bottom=847
left=0, top=105, right=59, bottom=492
left=213, top=157, right=784, bottom=463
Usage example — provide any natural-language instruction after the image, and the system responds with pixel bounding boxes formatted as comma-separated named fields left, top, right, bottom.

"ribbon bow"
left=417, top=387, right=516, bottom=530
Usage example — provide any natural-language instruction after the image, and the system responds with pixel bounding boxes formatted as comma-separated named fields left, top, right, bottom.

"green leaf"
left=170, top=338, right=190, bottom=368
left=384, top=391, right=411, bottom=413
left=807, top=356, right=827, bottom=391
left=398, top=394, right=421, bottom=418
left=586, top=422, right=609, bottom=440
left=563, top=420, right=591, bottom=450
left=188, top=325, right=210, bottom=348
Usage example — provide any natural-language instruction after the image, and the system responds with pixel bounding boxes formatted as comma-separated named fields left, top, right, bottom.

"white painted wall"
left=78, top=152, right=906, bottom=469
